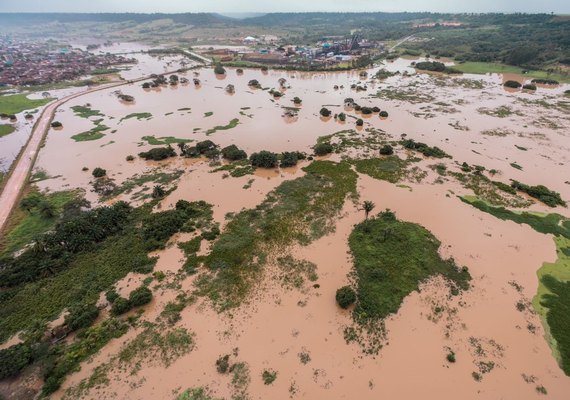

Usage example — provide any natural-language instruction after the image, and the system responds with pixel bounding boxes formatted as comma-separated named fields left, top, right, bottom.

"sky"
left=0, top=0, right=567, bottom=14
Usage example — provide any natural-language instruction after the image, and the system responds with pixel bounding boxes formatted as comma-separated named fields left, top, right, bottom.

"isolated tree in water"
left=152, top=185, right=165, bottom=199
left=363, top=200, right=375, bottom=220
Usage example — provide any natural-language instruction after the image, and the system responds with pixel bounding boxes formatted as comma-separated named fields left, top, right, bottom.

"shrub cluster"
left=250, top=151, right=278, bottom=168
left=511, top=180, right=566, bottom=207
left=401, top=139, right=450, bottom=158
left=138, top=146, right=177, bottom=161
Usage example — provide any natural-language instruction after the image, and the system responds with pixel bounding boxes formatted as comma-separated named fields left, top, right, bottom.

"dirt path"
left=0, top=71, right=182, bottom=232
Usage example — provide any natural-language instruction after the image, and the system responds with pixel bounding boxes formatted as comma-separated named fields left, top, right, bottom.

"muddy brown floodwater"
left=24, top=54, right=570, bottom=399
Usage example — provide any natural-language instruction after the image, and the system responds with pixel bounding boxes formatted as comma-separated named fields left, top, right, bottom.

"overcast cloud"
left=0, top=0, right=567, bottom=14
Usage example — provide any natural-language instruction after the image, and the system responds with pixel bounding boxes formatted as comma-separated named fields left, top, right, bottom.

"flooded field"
left=4, top=49, right=570, bottom=399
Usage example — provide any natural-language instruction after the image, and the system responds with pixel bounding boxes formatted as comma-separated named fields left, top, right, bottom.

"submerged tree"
left=363, top=200, right=375, bottom=220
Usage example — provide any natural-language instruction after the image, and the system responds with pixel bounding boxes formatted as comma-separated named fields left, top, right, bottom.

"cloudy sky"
left=0, top=0, right=567, bottom=13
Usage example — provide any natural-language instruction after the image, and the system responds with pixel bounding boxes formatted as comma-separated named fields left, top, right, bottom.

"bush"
left=336, top=286, right=356, bottom=309
left=356, top=118, right=364, bottom=126
left=361, top=107, right=373, bottom=115
left=510, top=180, right=566, bottom=207
left=338, top=112, right=346, bottom=122
left=138, top=146, right=176, bottom=161
left=221, top=144, right=247, bottom=161
left=250, top=151, right=278, bottom=168
left=126, top=155, right=134, bottom=161
left=446, top=351, right=456, bottom=363
left=314, top=142, right=333, bottom=156
left=214, top=65, right=226, bottom=75
left=400, top=139, right=450, bottom=158
left=262, top=369, right=277, bottom=385
left=379, top=111, right=389, bottom=118
left=504, top=80, right=522, bottom=88
left=110, top=297, right=131, bottom=316
left=292, top=97, right=302, bottom=104
left=0, top=344, right=33, bottom=379
left=280, top=152, right=303, bottom=168
left=531, top=78, right=558, bottom=85
left=216, top=354, right=230, bottom=373
left=522, top=84, right=537, bottom=91
left=129, top=286, right=153, bottom=307
left=319, top=107, right=332, bottom=117
left=50, top=121, right=62, bottom=128
left=106, top=289, right=119, bottom=304
left=65, top=302, right=99, bottom=331
left=92, top=167, right=106, bottom=178
left=196, top=140, right=217, bottom=154
left=248, top=79, right=261, bottom=88
left=379, top=145, right=394, bottom=155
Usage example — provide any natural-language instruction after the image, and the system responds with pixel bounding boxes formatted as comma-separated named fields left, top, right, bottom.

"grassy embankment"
left=195, top=160, right=358, bottom=310
left=453, top=62, right=570, bottom=84
left=0, top=94, right=53, bottom=114
left=460, top=196, right=570, bottom=375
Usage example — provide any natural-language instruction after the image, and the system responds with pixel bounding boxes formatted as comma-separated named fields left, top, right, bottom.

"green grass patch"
left=0, top=94, right=52, bottom=114
left=205, top=118, right=239, bottom=135
left=352, top=156, right=411, bottom=184
left=71, top=105, right=104, bottom=119
left=211, top=160, right=255, bottom=178
left=102, top=169, right=184, bottom=201
left=196, top=161, right=357, bottom=310
left=204, top=111, right=213, bottom=117
left=71, top=124, right=109, bottom=141
left=533, top=237, right=570, bottom=375
left=141, top=135, right=192, bottom=145
left=0, top=124, right=16, bottom=137
left=460, top=196, right=570, bottom=239
left=349, top=211, right=471, bottom=322
left=0, top=190, right=78, bottom=257
left=120, top=112, right=152, bottom=122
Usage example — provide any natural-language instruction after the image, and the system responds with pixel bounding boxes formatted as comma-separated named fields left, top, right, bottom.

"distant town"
left=0, top=37, right=137, bottom=86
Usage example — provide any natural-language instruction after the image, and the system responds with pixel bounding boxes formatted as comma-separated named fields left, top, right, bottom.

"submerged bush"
left=319, top=107, right=332, bottom=117
left=138, top=146, right=176, bottom=161
left=129, top=286, right=153, bottom=307
left=221, top=144, right=247, bottom=161
left=92, top=167, right=106, bottom=178
left=250, top=151, right=278, bottom=168
left=336, top=286, right=357, bottom=309
left=64, top=302, right=99, bottom=331
left=379, top=145, right=394, bottom=155
left=504, top=80, right=522, bottom=89
left=314, top=142, right=333, bottom=156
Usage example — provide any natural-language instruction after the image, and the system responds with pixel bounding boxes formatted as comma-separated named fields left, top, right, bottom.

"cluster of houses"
left=0, top=38, right=137, bottom=86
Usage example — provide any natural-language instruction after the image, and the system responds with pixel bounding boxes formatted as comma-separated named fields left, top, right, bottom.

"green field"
left=0, top=124, right=16, bottom=137
left=453, top=62, right=570, bottom=83
left=0, top=94, right=53, bottom=114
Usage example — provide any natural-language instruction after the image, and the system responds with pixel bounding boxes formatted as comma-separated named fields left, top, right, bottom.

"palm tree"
left=363, top=201, right=375, bottom=220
